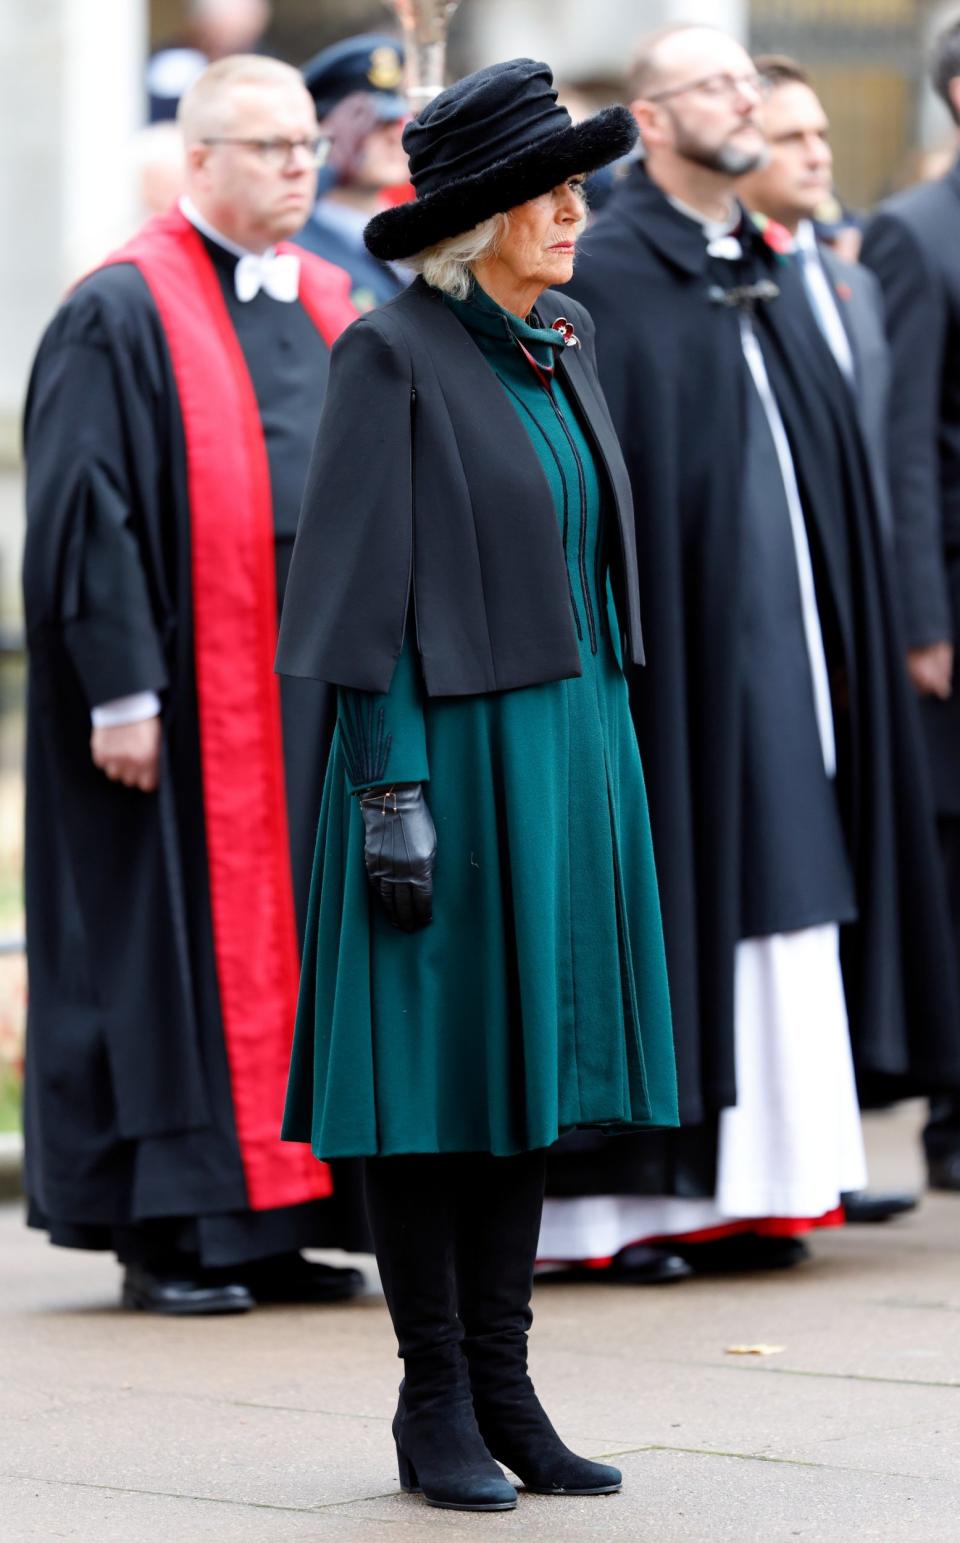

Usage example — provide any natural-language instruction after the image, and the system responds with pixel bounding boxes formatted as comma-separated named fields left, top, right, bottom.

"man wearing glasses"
left=540, top=23, right=960, bottom=1280
left=22, top=56, right=367, bottom=1314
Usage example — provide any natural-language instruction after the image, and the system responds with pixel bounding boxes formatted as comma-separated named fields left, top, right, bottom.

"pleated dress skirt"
left=282, top=622, right=679, bottom=1159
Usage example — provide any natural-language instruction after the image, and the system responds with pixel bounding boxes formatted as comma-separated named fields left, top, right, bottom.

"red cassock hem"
left=100, top=209, right=357, bottom=1210
left=652, top=1205, right=846, bottom=1244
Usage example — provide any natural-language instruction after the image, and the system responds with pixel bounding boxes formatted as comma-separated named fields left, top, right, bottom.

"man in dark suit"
left=739, top=56, right=893, bottom=541
left=295, top=34, right=411, bottom=314
left=861, top=18, right=960, bottom=1192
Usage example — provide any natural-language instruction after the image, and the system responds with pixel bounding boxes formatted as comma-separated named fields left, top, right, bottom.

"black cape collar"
left=405, top=278, right=630, bottom=524
left=406, top=278, right=605, bottom=445
left=617, top=164, right=770, bottom=280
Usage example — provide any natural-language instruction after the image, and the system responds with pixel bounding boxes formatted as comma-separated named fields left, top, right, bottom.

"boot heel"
left=396, top=1445, right=420, bottom=1493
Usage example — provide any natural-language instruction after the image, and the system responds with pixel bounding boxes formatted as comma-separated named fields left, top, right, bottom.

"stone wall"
left=0, top=0, right=144, bottom=463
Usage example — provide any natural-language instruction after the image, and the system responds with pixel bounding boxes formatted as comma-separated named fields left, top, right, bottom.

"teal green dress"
left=282, top=283, right=678, bottom=1157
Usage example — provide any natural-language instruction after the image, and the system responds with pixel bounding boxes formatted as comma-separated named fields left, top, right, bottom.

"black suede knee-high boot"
left=363, top=1156, right=517, bottom=1512
left=456, top=1150, right=622, bottom=1496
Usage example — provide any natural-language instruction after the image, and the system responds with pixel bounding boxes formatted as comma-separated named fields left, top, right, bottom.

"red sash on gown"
left=102, top=208, right=356, bottom=1210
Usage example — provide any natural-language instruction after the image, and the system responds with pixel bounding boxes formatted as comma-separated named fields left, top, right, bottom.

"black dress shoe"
left=608, top=1244, right=693, bottom=1283
left=121, top=1264, right=253, bottom=1316
left=673, top=1234, right=811, bottom=1274
left=240, top=1251, right=365, bottom=1304
left=536, top=1245, right=691, bottom=1285
left=841, top=1190, right=919, bottom=1224
left=927, top=1154, right=960, bottom=1192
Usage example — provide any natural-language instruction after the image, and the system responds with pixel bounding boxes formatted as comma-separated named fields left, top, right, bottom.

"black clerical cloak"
left=22, top=208, right=363, bottom=1259
left=551, top=169, right=960, bottom=1195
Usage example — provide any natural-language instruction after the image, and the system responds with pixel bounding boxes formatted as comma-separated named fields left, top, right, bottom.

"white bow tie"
left=706, top=235, right=743, bottom=262
left=234, top=250, right=300, bottom=303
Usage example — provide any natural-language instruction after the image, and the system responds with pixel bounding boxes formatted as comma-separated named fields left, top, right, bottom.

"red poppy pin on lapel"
left=762, top=219, right=794, bottom=256
left=750, top=213, right=794, bottom=257
left=835, top=281, right=853, bottom=303
left=551, top=317, right=581, bottom=348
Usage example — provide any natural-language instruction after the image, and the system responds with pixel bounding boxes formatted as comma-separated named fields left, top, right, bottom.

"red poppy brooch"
left=750, top=213, right=795, bottom=259
left=551, top=317, right=581, bottom=348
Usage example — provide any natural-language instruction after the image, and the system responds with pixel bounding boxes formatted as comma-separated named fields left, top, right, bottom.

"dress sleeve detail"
left=337, top=637, right=430, bottom=794
left=339, top=696, right=394, bottom=790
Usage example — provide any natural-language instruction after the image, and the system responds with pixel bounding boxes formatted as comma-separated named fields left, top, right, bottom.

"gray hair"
left=409, top=193, right=590, bottom=299
left=408, top=214, right=511, bottom=300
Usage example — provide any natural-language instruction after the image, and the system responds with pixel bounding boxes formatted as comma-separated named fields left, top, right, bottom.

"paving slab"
left=1, top=1475, right=433, bottom=1543
left=1, top=1102, right=958, bottom=1542
left=332, top=1447, right=960, bottom=1543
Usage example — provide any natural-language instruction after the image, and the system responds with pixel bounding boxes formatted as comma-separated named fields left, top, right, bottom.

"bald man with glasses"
left=22, top=56, right=367, bottom=1314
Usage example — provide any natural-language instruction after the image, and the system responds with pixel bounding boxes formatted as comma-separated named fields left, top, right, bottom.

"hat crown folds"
left=404, top=59, right=571, bottom=197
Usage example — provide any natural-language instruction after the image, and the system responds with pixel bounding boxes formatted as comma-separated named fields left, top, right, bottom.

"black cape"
left=549, top=168, right=960, bottom=1197
left=276, top=277, right=644, bottom=697
left=22, top=237, right=367, bottom=1263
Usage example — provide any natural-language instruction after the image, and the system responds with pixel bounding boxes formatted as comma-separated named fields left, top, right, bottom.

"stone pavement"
left=1, top=1103, right=958, bottom=1543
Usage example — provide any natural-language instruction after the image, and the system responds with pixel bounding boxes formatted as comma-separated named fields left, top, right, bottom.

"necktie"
left=792, top=246, right=823, bottom=330
left=792, top=247, right=856, bottom=383
left=233, top=250, right=300, bottom=304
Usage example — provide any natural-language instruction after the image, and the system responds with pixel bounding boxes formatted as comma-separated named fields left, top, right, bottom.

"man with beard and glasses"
left=536, top=23, right=960, bottom=1281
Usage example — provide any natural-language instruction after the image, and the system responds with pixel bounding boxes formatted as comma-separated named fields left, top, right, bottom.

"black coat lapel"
left=757, top=278, right=855, bottom=654
left=615, top=165, right=712, bottom=278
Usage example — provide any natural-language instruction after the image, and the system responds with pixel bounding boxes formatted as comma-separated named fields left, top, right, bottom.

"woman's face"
left=497, top=178, right=588, bottom=293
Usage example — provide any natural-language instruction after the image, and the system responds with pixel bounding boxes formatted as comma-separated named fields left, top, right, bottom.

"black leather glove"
left=357, top=782, right=436, bottom=933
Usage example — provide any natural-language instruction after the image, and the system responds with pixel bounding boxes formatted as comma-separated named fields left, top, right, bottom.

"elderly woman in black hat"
left=277, top=59, right=678, bottom=1513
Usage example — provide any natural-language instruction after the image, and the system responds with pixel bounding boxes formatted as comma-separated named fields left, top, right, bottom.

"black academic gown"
left=548, top=168, right=960, bottom=1199
left=22, top=234, right=367, bottom=1265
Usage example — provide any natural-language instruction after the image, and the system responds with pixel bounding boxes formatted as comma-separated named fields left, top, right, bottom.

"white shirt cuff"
left=91, top=691, right=162, bottom=728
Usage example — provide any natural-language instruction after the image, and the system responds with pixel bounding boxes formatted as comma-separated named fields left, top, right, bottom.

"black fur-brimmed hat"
left=364, top=58, right=638, bottom=262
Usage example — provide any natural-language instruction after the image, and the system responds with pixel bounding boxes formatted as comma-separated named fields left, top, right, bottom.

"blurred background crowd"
left=1, top=0, right=960, bottom=1142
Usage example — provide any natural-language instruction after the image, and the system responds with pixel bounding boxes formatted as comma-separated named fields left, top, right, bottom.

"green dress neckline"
left=442, top=281, right=564, bottom=367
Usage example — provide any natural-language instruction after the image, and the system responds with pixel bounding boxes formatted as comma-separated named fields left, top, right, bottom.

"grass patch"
left=0, top=1058, right=21, bottom=1133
